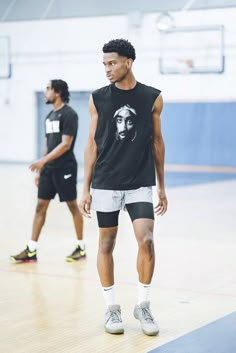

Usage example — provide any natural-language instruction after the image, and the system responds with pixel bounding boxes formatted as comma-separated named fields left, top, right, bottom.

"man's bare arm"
left=79, top=95, right=98, bottom=217
left=152, top=94, right=168, bottom=215
left=30, top=135, right=74, bottom=172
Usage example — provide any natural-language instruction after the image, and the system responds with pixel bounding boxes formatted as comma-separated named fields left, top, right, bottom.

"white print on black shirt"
left=113, top=104, right=137, bottom=142
left=46, top=119, right=60, bottom=133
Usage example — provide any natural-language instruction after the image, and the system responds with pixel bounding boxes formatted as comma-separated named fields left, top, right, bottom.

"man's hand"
left=79, top=191, right=92, bottom=218
left=34, top=173, right=40, bottom=187
left=29, top=158, right=46, bottom=173
left=154, top=189, right=168, bottom=216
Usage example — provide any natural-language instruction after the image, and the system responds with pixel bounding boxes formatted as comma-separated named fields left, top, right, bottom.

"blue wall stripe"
left=162, top=102, right=236, bottom=167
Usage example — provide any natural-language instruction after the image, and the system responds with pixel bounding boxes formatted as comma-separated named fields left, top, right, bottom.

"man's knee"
left=67, top=200, right=78, bottom=214
left=139, top=233, right=155, bottom=253
left=35, top=200, right=49, bottom=214
left=99, top=229, right=117, bottom=254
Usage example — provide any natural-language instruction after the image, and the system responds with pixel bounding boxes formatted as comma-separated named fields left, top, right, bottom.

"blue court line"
left=165, top=171, right=236, bottom=188
left=148, top=311, right=236, bottom=353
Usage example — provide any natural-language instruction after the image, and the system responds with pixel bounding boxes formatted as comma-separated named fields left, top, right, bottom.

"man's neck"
left=115, top=73, right=137, bottom=91
left=53, top=100, right=65, bottom=111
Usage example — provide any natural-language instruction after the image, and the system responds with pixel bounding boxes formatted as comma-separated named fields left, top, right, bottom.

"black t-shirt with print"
left=45, top=104, right=78, bottom=168
left=92, top=82, right=161, bottom=190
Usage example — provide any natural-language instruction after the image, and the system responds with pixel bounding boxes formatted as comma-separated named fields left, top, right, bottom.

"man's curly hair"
left=103, top=39, right=136, bottom=60
left=51, top=79, right=70, bottom=103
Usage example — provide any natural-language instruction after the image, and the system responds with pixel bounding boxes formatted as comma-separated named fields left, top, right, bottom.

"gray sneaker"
left=104, top=304, right=124, bottom=334
left=134, top=301, right=159, bottom=336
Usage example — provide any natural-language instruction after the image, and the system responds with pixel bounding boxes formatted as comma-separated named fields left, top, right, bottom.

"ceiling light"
left=156, top=12, right=175, bottom=31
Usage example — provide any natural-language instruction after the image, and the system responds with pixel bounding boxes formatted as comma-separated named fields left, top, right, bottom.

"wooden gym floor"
left=0, top=164, right=236, bottom=353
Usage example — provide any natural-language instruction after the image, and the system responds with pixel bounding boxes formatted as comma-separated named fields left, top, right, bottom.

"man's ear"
left=55, top=90, right=61, bottom=98
left=127, top=58, right=133, bottom=69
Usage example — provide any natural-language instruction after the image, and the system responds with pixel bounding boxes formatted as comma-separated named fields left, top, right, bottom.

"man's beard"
left=45, top=99, right=53, bottom=105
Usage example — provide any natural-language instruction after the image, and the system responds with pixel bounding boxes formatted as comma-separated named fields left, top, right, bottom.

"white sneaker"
left=134, top=301, right=159, bottom=336
left=104, top=304, right=124, bottom=334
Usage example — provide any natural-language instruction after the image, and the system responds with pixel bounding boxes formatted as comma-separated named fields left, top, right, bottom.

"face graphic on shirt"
left=113, top=104, right=137, bottom=141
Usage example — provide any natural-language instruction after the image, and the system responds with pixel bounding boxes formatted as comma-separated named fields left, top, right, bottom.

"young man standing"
left=79, top=39, right=167, bottom=335
left=11, top=79, right=86, bottom=263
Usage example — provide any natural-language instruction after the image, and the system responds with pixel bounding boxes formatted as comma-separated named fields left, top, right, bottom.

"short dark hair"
left=51, top=79, right=70, bottom=103
left=103, top=39, right=136, bottom=61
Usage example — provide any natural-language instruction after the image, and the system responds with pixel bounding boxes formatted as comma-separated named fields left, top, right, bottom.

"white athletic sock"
left=27, top=240, right=38, bottom=252
left=102, top=285, right=116, bottom=307
left=137, top=282, right=151, bottom=304
left=76, top=240, right=85, bottom=249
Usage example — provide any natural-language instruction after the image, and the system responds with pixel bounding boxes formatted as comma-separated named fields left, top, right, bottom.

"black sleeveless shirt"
left=92, top=82, right=161, bottom=190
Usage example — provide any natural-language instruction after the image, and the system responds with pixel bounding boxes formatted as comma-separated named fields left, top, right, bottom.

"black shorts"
left=38, top=162, right=77, bottom=202
left=96, top=202, right=154, bottom=228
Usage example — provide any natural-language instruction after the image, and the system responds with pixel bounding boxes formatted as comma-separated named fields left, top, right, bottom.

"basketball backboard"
left=0, top=36, right=11, bottom=79
left=159, top=25, right=224, bottom=74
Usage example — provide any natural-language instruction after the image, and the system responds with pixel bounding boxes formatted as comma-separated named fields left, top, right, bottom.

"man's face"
left=116, top=109, right=135, bottom=140
left=44, top=82, right=57, bottom=104
left=103, top=52, right=131, bottom=83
